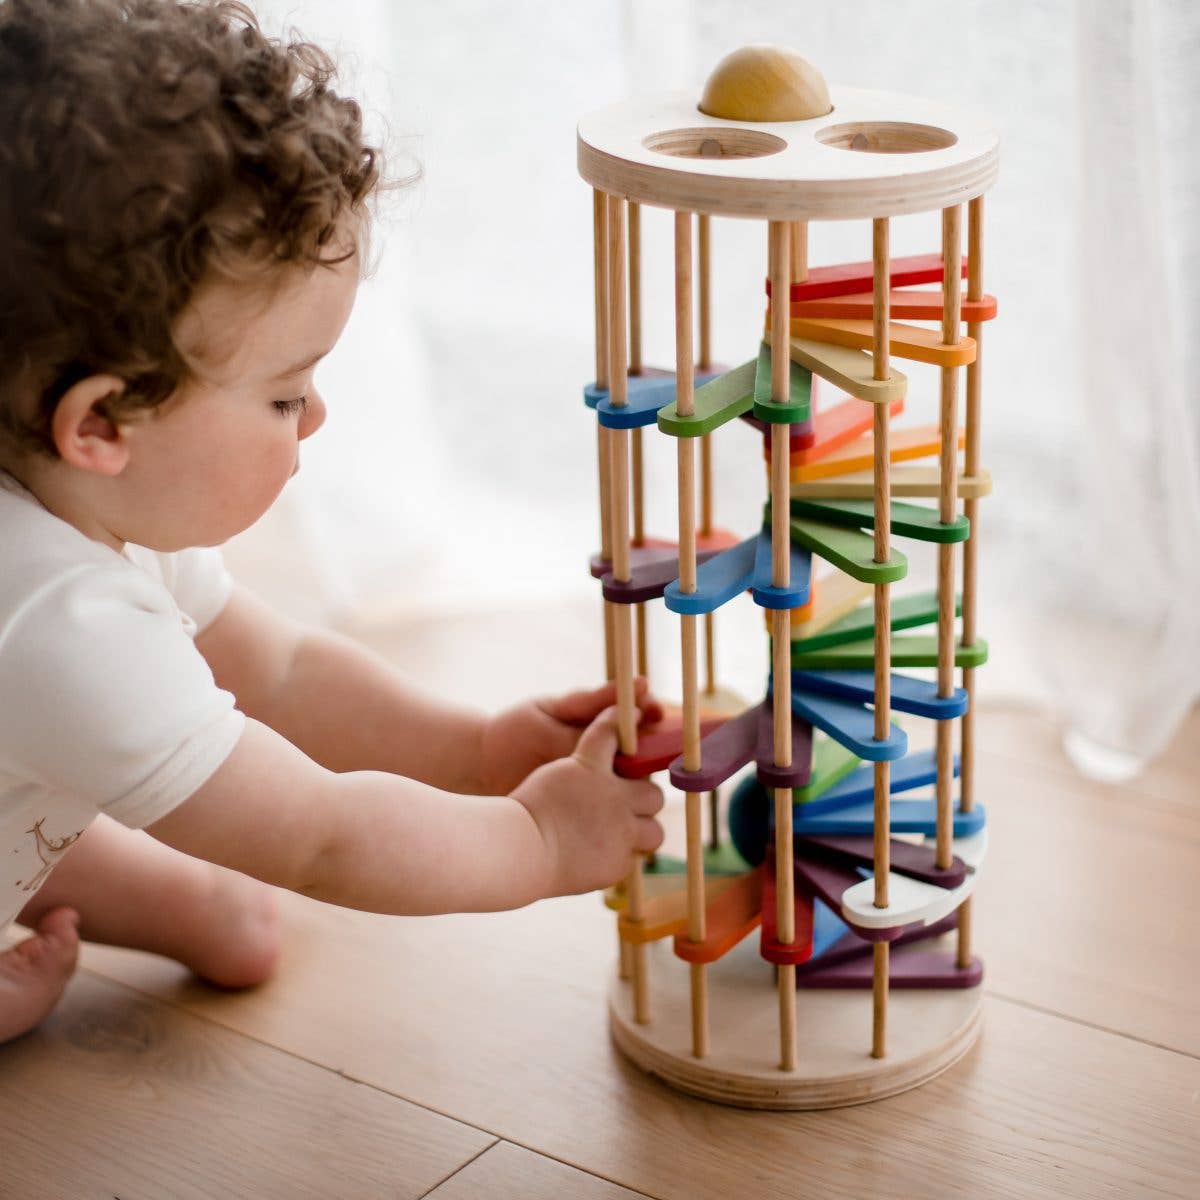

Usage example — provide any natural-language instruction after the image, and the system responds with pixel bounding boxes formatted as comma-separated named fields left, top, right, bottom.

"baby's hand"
left=513, top=706, right=664, bottom=899
left=479, top=677, right=662, bottom=794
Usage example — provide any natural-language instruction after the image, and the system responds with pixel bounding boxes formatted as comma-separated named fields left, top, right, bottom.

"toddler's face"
left=118, top=248, right=360, bottom=551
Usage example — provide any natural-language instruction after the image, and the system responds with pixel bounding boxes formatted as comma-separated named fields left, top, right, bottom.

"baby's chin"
left=133, top=503, right=283, bottom=553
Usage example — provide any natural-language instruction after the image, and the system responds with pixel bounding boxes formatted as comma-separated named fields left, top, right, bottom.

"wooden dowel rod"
left=789, top=220, right=808, bottom=282
left=689, top=961, right=710, bottom=1058
left=681, top=619, right=701, bottom=765
left=708, top=789, right=720, bottom=850
left=872, top=942, right=888, bottom=1057
left=961, top=194, right=984, bottom=806
left=939, top=204, right=962, bottom=526
left=696, top=213, right=718, bottom=700
left=602, top=601, right=616, bottom=680
left=597, top=430, right=613, bottom=564
left=769, top=219, right=796, bottom=1072
left=606, top=362, right=635, bottom=723
left=628, top=201, right=642, bottom=375
left=958, top=196, right=985, bottom=969
left=608, top=444, right=635, bottom=739
left=628, top=201, right=645, bottom=688
left=607, top=193, right=645, bottom=1021
left=593, top=193, right=616, bottom=684
left=871, top=219, right=890, bottom=387
left=607, top=195, right=630, bottom=573
left=632, top=416, right=647, bottom=679
left=936, top=203, right=962, bottom=872
left=628, top=871, right=649, bottom=1023
left=675, top=209, right=708, bottom=1058
left=703, top=612, right=716, bottom=695
left=964, top=197, right=984, bottom=472
left=769, top=338, right=792, bottom=761
left=685, top=780, right=707, bottom=1057
left=618, top=930, right=631, bottom=979
left=778, top=963, right=797, bottom=1071
left=935, top=576, right=955, bottom=868
left=871, top=218, right=893, bottom=1059
left=631, top=428, right=644, bottom=546
left=960, top=666, right=977, bottom=803
left=700, top=433, right=714, bottom=535
left=698, top=214, right=712, bottom=368
left=635, top=603, right=648, bottom=677
left=679, top=448, right=698, bottom=595
left=957, top=894, right=974, bottom=971
left=593, top=189, right=609, bottom=389
left=872, top=218, right=892, bottom=914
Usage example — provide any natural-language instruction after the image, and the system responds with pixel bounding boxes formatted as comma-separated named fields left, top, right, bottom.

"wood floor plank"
left=80, top=891, right=1200, bottom=1200
left=0, top=970, right=492, bottom=1200
left=978, top=705, right=1200, bottom=822
left=427, top=1141, right=652, bottom=1200
left=971, top=726, right=1200, bottom=1057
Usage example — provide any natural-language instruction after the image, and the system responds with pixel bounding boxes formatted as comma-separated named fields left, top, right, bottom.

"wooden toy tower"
left=579, top=46, right=998, bottom=1109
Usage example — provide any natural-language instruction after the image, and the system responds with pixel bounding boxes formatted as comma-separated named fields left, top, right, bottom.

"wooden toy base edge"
left=608, top=939, right=983, bottom=1111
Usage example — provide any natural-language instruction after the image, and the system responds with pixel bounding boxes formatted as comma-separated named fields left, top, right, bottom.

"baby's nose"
left=298, top=389, right=327, bottom=440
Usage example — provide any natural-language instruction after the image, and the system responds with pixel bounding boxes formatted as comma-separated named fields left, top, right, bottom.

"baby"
left=0, top=0, right=663, bottom=1043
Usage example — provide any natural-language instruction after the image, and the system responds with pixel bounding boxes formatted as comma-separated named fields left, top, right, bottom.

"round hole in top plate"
left=642, top=127, right=787, bottom=160
left=816, top=121, right=957, bottom=154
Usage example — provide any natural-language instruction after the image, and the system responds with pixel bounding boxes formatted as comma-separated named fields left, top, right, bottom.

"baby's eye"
left=273, top=396, right=308, bottom=417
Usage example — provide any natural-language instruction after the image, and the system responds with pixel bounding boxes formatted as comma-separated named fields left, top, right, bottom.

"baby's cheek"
left=247, top=443, right=298, bottom=503
left=217, top=442, right=294, bottom=523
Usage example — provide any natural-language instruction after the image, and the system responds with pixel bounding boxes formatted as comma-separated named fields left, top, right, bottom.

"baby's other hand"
left=479, top=677, right=662, bottom=794
left=513, top=706, right=664, bottom=899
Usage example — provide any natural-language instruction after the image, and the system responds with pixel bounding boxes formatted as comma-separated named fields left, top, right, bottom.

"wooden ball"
left=699, top=45, right=832, bottom=123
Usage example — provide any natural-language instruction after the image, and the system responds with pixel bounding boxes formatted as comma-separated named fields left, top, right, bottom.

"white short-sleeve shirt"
left=0, top=471, right=244, bottom=928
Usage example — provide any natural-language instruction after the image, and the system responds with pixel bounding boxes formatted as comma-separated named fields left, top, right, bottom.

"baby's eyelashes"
left=272, top=396, right=309, bottom=417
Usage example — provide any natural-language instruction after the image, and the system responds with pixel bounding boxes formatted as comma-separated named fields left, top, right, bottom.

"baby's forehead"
left=175, top=277, right=280, bottom=380
left=177, top=254, right=358, bottom=386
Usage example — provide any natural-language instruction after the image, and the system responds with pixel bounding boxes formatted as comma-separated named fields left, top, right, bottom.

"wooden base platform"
left=609, top=936, right=981, bottom=1110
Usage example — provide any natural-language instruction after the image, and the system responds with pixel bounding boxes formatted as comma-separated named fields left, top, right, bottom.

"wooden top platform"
left=577, top=86, right=999, bottom=220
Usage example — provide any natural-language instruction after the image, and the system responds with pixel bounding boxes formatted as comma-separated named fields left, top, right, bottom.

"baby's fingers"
left=543, top=677, right=662, bottom=729
left=573, top=705, right=621, bottom=771
left=540, top=681, right=618, bottom=727
left=630, top=780, right=664, bottom=818
left=633, top=816, right=665, bottom=855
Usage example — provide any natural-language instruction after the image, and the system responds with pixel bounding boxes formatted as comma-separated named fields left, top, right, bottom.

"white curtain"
left=227, top=1, right=1200, bottom=774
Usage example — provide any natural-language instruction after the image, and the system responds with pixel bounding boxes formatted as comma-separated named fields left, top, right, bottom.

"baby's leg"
left=14, top=814, right=281, bottom=992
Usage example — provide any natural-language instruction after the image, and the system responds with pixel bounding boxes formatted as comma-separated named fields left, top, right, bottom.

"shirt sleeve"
left=160, top=545, right=235, bottom=634
left=0, top=562, right=245, bottom=830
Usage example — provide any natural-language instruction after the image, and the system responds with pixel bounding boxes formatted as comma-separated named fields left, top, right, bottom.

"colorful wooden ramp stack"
left=579, top=45, right=998, bottom=1109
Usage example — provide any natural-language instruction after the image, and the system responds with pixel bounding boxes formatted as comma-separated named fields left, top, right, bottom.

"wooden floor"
left=2, top=605, right=1198, bottom=1199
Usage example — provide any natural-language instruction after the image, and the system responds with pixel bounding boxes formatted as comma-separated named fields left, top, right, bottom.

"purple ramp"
left=797, top=833, right=967, bottom=889
left=600, top=547, right=722, bottom=603
left=755, top=706, right=814, bottom=788
left=794, top=912, right=957, bottom=974
left=589, top=542, right=676, bottom=580
left=796, top=943, right=983, bottom=989
left=669, top=703, right=760, bottom=791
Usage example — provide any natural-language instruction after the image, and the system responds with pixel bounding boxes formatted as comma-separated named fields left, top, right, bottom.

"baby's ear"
left=51, top=375, right=130, bottom=475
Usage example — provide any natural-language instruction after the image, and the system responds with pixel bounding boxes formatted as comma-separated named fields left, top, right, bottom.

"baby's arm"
left=198, top=585, right=659, bottom=796
left=147, top=712, right=663, bottom=915
left=196, top=585, right=488, bottom=792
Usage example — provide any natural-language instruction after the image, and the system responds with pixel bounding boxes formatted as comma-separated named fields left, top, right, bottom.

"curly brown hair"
left=0, top=0, right=383, bottom=457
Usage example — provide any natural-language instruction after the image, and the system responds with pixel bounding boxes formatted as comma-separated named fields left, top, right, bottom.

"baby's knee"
left=194, top=868, right=282, bottom=990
